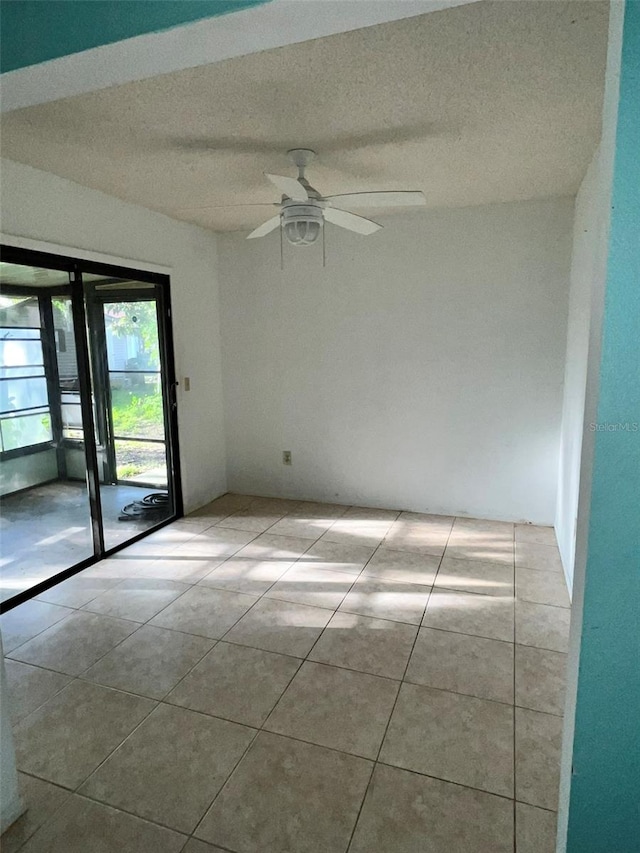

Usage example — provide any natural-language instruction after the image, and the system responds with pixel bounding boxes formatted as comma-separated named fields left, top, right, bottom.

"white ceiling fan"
left=246, top=149, right=426, bottom=246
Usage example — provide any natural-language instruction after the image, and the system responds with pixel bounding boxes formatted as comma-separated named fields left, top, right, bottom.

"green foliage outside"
left=108, top=300, right=165, bottom=480
left=1, top=412, right=51, bottom=451
left=111, top=387, right=166, bottom=480
left=107, top=301, right=160, bottom=369
left=111, top=387, right=164, bottom=439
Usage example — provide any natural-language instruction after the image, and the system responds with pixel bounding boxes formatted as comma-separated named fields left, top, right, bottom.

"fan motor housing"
left=281, top=200, right=324, bottom=246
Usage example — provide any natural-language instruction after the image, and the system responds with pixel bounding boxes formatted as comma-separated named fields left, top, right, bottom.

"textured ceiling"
left=0, top=0, right=609, bottom=233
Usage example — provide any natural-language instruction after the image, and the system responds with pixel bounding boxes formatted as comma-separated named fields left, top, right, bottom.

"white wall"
left=218, top=197, right=573, bottom=523
left=0, top=450, right=57, bottom=497
left=557, top=2, right=624, bottom=843
left=555, top=150, right=609, bottom=591
left=0, top=159, right=225, bottom=512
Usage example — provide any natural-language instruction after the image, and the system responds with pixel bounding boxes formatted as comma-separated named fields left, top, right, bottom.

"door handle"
left=169, top=381, right=179, bottom=411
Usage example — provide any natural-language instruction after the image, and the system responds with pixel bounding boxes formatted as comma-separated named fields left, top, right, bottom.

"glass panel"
left=104, top=301, right=160, bottom=370
left=100, top=438, right=169, bottom=552
left=1, top=410, right=52, bottom=451
left=0, top=270, right=94, bottom=606
left=0, top=338, right=44, bottom=368
left=114, top=439, right=167, bottom=486
left=0, top=294, right=41, bottom=326
left=87, top=271, right=155, bottom=291
left=110, top=373, right=164, bottom=440
left=98, top=294, right=172, bottom=551
left=0, top=263, right=69, bottom=289
left=0, top=365, right=45, bottom=379
left=52, top=297, right=79, bottom=386
left=52, top=297, right=99, bottom=444
left=0, top=377, right=49, bottom=414
left=0, top=328, right=41, bottom=339
left=61, top=396, right=83, bottom=439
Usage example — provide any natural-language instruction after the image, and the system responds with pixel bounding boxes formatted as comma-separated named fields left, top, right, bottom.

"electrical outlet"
left=283, top=450, right=292, bottom=466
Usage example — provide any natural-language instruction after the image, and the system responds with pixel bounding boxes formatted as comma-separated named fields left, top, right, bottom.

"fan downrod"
left=288, top=148, right=316, bottom=178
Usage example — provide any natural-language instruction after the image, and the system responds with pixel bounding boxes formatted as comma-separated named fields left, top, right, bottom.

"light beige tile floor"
left=2, top=494, right=569, bottom=852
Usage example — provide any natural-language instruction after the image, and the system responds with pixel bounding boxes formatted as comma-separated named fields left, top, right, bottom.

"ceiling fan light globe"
left=281, top=203, right=324, bottom=246
left=284, top=219, right=322, bottom=246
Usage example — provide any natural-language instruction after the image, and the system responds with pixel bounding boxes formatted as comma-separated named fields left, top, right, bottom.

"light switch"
left=183, top=377, right=191, bottom=392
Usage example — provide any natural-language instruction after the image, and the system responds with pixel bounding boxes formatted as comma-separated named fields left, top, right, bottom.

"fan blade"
left=323, top=207, right=381, bottom=235
left=247, top=216, right=281, bottom=240
left=265, top=173, right=308, bottom=201
left=325, top=191, right=426, bottom=208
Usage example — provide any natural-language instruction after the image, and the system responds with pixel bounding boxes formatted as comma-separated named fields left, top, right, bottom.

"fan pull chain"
left=280, top=221, right=284, bottom=271
left=322, top=222, right=326, bottom=268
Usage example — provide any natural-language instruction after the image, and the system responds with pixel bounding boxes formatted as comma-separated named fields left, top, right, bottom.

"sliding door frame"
left=0, top=245, right=183, bottom=613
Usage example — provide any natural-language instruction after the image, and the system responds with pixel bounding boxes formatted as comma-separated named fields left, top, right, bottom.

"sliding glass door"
left=87, top=277, right=176, bottom=551
left=0, top=249, right=181, bottom=609
left=0, top=268, right=95, bottom=603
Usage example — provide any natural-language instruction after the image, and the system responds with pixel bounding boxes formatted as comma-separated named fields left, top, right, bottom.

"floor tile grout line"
left=345, top=519, right=454, bottom=852
left=2, top=607, right=79, bottom=656
left=188, top=642, right=313, bottom=844
left=72, top=593, right=217, bottom=682
left=77, top=639, right=565, bottom=722
left=5, top=665, right=74, bottom=730
left=85, top=721, right=263, bottom=841
left=19, top=582, right=265, bottom=734
left=72, top=680, right=264, bottom=833
left=9, top=520, right=563, bottom=723
left=193, top=513, right=396, bottom=850
left=196, top=564, right=556, bottom=616
left=9, top=765, right=241, bottom=853
left=10, top=529, right=278, bottom=731
left=7, top=500, right=566, bottom=850
left=343, top=761, right=377, bottom=853
left=208, top=519, right=375, bottom=659
left=150, top=627, right=567, bottom=720
left=301, top=527, right=397, bottom=678
left=190, top=726, right=264, bottom=841
left=140, top=637, right=224, bottom=706
left=6, top=521, right=248, bottom=658
left=183, top=566, right=567, bottom=607
left=374, top=521, right=454, bottom=754
left=517, top=599, right=572, bottom=612
left=516, top=566, right=566, bottom=579
left=8, top=512, right=541, bottom=651
left=197, top=562, right=293, bottom=597
left=49, top=785, right=193, bottom=840
left=8, top=623, right=214, bottom=682
left=152, top=633, right=221, bottom=704
left=8, top=612, right=145, bottom=684
left=373, top=758, right=514, bottom=802
left=20, top=742, right=554, bottom=828
left=191, top=730, right=378, bottom=846
left=7, top=772, right=77, bottom=853
left=7, top=606, right=568, bottom=708
left=31, top=524, right=203, bottom=613
left=39, top=693, right=164, bottom=807
left=73, top=526, right=278, bottom=679
left=5, top=498, right=342, bottom=845
left=373, top=758, right=558, bottom=807
left=14, top=748, right=559, bottom=853
left=211, top=501, right=302, bottom=536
